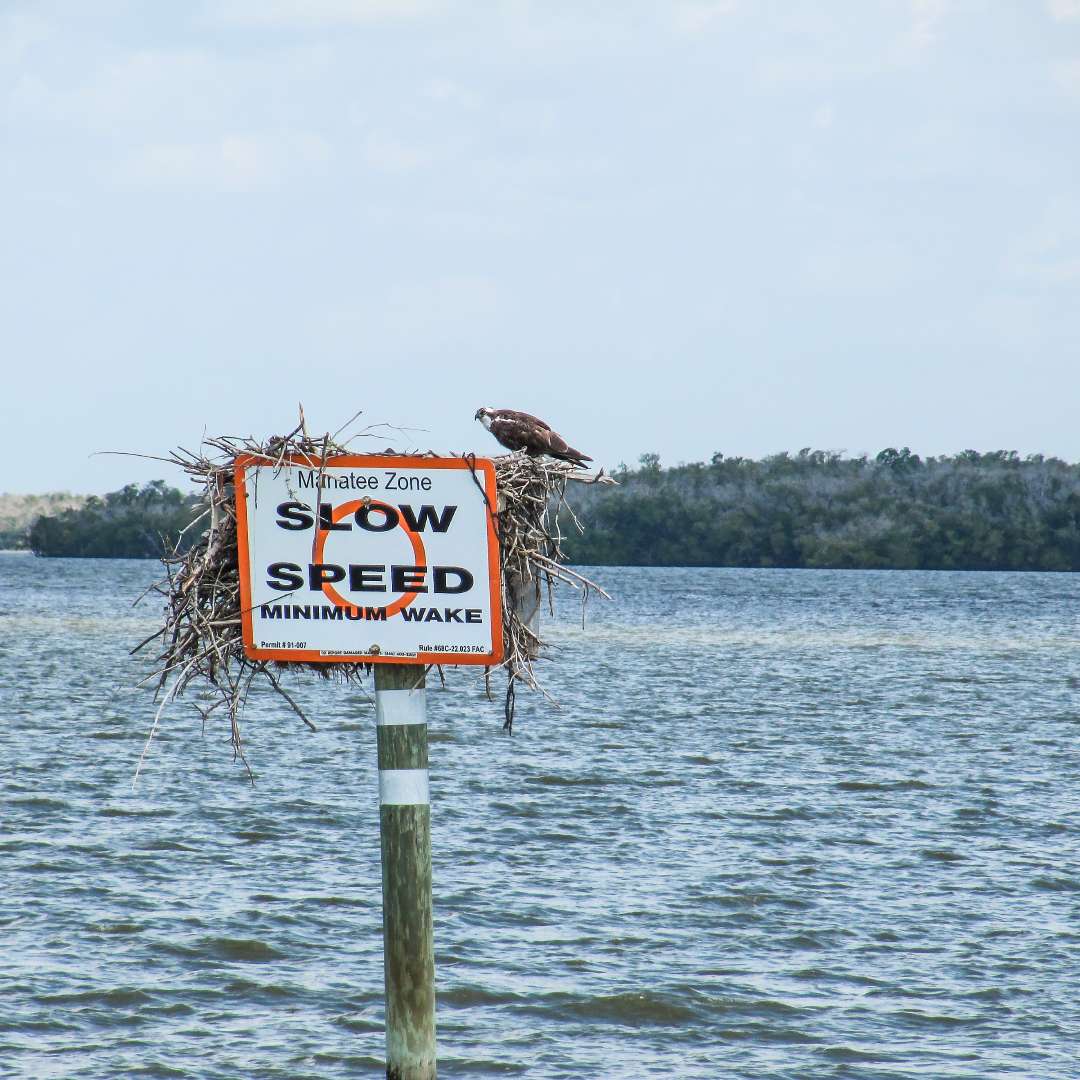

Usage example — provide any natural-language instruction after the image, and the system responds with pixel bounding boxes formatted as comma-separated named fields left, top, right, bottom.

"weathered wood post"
left=374, top=663, right=436, bottom=1080
left=507, top=570, right=540, bottom=657
left=499, top=490, right=541, bottom=664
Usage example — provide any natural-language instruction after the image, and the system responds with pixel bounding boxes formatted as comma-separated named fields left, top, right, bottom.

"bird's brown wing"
left=538, top=428, right=592, bottom=463
left=493, top=409, right=552, bottom=431
left=488, top=417, right=534, bottom=452
left=489, top=414, right=592, bottom=463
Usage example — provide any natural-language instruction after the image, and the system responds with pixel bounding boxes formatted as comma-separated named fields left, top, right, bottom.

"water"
left=2, top=552, right=1078, bottom=1078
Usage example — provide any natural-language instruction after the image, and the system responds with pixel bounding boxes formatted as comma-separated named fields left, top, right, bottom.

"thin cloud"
left=214, top=0, right=441, bottom=26
left=907, top=0, right=949, bottom=51
left=322, top=275, right=499, bottom=348
left=0, top=9, right=52, bottom=68
left=1053, top=58, right=1080, bottom=96
left=362, top=132, right=432, bottom=173
left=1047, top=0, right=1080, bottom=20
left=113, top=132, right=331, bottom=191
left=72, top=50, right=229, bottom=135
left=422, top=79, right=480, bottom=110
left=672, top=1, right=738, bottom=35
left=1003, top=197, right=1080, bottom=285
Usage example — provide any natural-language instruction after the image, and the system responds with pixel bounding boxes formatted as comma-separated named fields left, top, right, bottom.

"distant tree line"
left=562, top=449, right=1080, bottom=571
left=29, top=481, right=204, bottom=558
left=0, top=492, right=87, bottom=549
left=25, top=451, right=1080, bottom=569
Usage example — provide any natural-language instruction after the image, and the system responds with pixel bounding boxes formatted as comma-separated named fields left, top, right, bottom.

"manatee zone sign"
left=234, top=454, right=503, bottom=665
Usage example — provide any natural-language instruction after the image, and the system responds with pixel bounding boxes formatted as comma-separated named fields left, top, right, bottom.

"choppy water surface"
left=2, top=553, right=1079, bottom=1079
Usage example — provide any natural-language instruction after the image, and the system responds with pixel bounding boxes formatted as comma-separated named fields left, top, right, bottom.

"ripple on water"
left=202, top=937, right=287, bottom=963
left=34, top=987, right=155, bottom=1007
left=1030, top=875, right=1080, bottom=892
left=545, top=990, right=702, bottom=1027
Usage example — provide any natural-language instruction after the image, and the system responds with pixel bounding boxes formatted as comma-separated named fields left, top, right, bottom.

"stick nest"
left=133, top=413, right=611, bottom=778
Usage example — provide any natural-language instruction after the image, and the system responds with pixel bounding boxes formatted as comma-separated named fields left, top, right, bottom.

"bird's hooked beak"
left=473, top=408, right=485, bottom=421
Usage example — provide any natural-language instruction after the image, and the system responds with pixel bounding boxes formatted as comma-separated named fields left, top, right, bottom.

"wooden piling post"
left=499, top=489, right=541, bottom=663
left=507, top=568, right=541, bottom=661
left=374, top=663, right=436, bottom=1080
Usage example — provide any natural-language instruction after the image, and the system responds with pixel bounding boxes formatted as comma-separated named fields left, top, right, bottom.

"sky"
left=3, top=1, right=1080, bottom=494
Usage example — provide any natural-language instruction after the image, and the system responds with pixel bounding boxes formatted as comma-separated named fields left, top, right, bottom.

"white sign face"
left=235, top=455, right=502, bottom=666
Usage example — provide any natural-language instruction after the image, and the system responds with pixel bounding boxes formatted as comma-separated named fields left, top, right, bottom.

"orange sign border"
left=234, top=453, right=503, bottom=666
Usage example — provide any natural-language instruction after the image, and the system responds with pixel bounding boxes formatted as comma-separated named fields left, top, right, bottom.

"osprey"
left=474, top=407, right=592, bottom=466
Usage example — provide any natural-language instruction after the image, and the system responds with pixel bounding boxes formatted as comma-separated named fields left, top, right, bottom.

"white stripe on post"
left=379, top=768, right=431, bottom=806
left=376, top=687, right=428, bottom=727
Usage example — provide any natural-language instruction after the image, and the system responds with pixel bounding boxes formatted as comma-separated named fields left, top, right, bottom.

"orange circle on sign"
left=311, top=500, right=427, bottom=618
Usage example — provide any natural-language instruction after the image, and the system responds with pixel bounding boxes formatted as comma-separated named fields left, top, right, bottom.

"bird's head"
left=474, top=406, right=494, bottom=426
